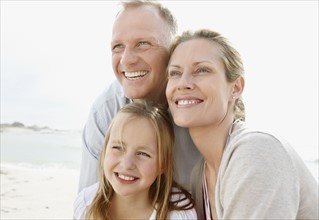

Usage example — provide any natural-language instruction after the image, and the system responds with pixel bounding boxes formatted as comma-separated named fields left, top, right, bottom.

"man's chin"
left=123, top=91, right=146, bottom=101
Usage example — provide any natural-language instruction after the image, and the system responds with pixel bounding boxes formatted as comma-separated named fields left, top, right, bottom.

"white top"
left=73, top=183, right=197, bottom=219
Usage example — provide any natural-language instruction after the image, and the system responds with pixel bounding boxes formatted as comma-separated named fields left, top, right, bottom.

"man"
left=78, top=0, right=201, bottom=192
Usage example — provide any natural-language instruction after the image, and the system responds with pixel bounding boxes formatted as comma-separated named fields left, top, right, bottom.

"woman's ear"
left=231, top=76, right=245, bottom=99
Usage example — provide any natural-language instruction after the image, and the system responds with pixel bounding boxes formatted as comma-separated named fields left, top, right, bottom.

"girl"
left=74, top=102, right=197, bottom=219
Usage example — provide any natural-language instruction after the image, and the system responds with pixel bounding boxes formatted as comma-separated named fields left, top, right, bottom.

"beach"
left=0, top=125, right=318, bottom=219
left=1, top=126, right=82, bottom=219
left=1, top=164, right=79, bottom=219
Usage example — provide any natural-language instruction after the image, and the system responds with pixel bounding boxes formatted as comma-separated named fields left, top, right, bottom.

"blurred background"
left=1, top=1, right=317, bottom=218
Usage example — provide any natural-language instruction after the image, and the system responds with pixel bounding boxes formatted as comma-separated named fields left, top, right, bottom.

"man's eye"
left=112, top=44, right=124, bottom=52
left=137, top=41, right=151, bottom=48
left=137, top=152, right=151, bottom=158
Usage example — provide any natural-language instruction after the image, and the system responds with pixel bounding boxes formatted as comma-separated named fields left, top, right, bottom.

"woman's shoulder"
left=221, top=121, right=300, bottom=181
left=230, top=121, right=293, bottom=156
left=73, top=182, right=99, bottom=219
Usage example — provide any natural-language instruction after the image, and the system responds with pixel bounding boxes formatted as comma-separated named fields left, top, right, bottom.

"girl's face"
left=166, top=38, right=235, bottom=128
left=104, top=113, right=159, bottom=198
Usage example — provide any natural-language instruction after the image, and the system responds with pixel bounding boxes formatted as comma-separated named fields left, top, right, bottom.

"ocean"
left=1, top=128, right=318, bottom=181
left=1, top=129, right=82, bottom=170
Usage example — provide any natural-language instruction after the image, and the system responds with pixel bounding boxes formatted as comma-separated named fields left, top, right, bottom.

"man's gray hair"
left=120, top=0, right=177, bottom=40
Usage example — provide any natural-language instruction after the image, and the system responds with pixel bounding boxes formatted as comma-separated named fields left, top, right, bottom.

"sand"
left=0, top=163, right=79, bottom=219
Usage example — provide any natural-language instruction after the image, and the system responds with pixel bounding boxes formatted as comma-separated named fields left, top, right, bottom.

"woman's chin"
left=173, top=117, right=193, bottom=128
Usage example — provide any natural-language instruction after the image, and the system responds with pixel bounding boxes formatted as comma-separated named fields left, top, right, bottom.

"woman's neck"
left=189, top=118, right=234, bottom=172
left=109, top=193, right=153, bottom=219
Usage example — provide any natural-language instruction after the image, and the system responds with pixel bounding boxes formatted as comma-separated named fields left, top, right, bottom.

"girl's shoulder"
left=73, top=182, right=99, bottom=219
left=167, top=187, right=198, bottom=219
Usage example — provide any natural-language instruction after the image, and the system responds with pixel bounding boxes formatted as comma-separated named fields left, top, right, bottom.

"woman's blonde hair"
left=168, top=29, right=246, bottom=121
left=85, top=101, right=194, bottom=219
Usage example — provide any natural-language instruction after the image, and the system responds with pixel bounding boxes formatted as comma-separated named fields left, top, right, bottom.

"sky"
left=1, top=1, right=318, bottom=159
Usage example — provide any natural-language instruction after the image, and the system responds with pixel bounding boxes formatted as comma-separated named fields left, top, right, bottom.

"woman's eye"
left=168, top=70, right=181, bottom=78
left=196, top=67, right=210, bottom=73
left=137, top=152, right=151, bottom=158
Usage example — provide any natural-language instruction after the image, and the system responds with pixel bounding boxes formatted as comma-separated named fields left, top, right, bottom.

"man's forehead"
left=114, top=5, right=164, bottom=29
left=116, top=4, right=160, bottom=18
left=111, top=33, right=158, bottom=44
left=112, top=12, right=167, bottom=43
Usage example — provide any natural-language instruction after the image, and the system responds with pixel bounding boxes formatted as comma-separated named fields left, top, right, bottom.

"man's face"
left=111, top=5, right=170, bottom=102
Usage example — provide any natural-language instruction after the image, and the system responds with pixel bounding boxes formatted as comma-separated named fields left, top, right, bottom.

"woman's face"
left=166, top=38, right=234, bottom=128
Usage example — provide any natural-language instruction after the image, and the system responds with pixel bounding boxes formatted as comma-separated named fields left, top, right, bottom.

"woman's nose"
left=177, top=73, right=194, bottom=90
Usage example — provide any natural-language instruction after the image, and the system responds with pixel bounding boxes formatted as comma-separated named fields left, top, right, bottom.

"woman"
left=73, top=102, right=197, bottom=219
left=166, top=29, right=318, bottom=219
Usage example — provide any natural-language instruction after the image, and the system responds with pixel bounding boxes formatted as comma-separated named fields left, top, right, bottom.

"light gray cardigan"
left=192, top=121, right=318, bottom=219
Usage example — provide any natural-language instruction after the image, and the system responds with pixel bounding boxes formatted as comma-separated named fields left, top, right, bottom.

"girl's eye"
left=137, top=152, right=151, bottom=158
left=112, top=145, right=123, bottom=151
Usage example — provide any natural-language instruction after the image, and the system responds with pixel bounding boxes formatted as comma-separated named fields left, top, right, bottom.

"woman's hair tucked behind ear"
left=168, top=29, right=246, bottom=121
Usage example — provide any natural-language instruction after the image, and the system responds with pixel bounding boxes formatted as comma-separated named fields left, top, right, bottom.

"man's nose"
left=120, top=47, right=138, bottom=66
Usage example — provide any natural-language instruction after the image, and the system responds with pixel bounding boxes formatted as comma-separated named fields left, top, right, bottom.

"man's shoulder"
left=91, top=80, right=127, bottom=112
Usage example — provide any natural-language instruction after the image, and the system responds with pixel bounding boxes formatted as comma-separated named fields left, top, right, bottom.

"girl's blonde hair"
left=86, top=101, right=194, bottom=219
left=168, top=29, right=246, bottom=121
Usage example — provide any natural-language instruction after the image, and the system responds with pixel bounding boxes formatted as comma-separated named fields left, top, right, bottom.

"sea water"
left=1, top=129, right=318, bottom=181
left=1, top=130, right=82, bottom=170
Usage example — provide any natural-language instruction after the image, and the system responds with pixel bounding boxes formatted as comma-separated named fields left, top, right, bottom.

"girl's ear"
left=231, top=76, right=245, bottom=100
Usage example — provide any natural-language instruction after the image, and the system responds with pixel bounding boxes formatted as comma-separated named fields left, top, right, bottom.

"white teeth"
left=124, top=71, right=147, bottom=80
left=178, top=100, right=197, bottom=105
left=118, top=174, right=135, bottom=181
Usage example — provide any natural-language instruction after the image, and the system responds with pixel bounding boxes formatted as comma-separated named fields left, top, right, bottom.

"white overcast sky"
left=1, top=1, right=318, bottom=159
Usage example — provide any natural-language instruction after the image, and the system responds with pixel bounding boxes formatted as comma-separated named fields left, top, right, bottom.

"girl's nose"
left=121, top=154, right=136, bottom=170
